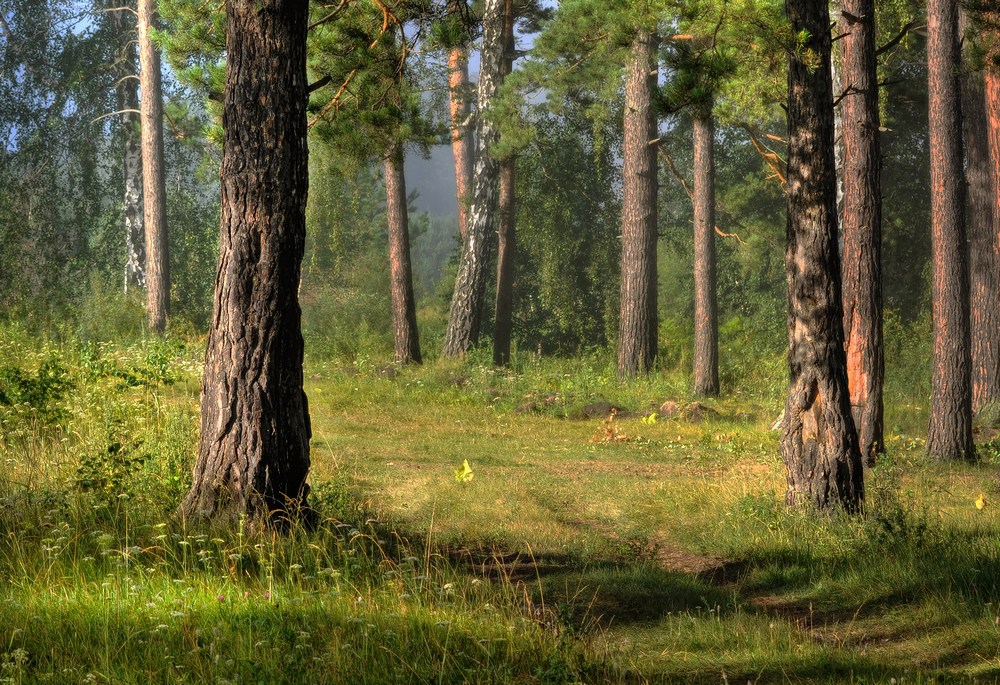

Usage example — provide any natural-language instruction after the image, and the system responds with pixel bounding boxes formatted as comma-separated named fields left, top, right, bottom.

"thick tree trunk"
left=447, top=0, right=473, bottom=244
left=988, top=67, right=1000, bottom=415
left=692, top=110, right=718, bottom=397
left=181, top=0, right=311, bottom=523
left=138, top=0, right=169, bottom=333
left=963, top=11, right=1000, bottom=416
left=442, top=0, right=504, bottom=357
left=383, top=140, right=422, bottom=365
left=112, top=3, right=144, bottom=292
left=926, top=0, right=975, bottom=461
left=493, top=0, right=516, bottom=367
left=839, top=0, right=884, bottom=466
left=617, top=29, right=659, bottom=379
left=782, top=0, right=864, bottom=512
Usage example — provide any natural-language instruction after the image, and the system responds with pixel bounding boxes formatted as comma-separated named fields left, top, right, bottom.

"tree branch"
left=95, top=6, right=138, bottom=15
left=876, top=21, right=918, bottom=57
left=658, top=143, right=748, bottom=245
left=308, top=75, right=332, bottom=93
left=309, top=0, right=351, bottom=30
left=91, top=108, right=141, bottom=123
left=743, top=125, right=787, bottom=188
left=307, top=68, right=358, bottom=128
left=657, top=144, right=693, bottom=199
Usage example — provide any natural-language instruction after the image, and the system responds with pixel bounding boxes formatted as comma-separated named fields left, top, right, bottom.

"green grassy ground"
left=1, top=335, right=999, bottom=683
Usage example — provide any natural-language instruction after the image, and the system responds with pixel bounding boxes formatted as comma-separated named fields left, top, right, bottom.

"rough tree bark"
left=926, top=0, right=975, bottom=461
left=781, top=0, right=864, bottom=511
left=493, top=0, right=516, bottom=366
left=112, top=3, right=144, bottom=292
left=383, top=140, right=422, bottom=365
left=138, top=0, right=169, bottom=333
left=839, top=0, right=884, bottom=466
left=692, top=107, right=718, bottom=397
left=181, top=0, right=311, bottom=523
left=962, top=10, right=1000, bottom=416
left=442, top=0, right=504, bottom=357
left=617, top=29, right=659, bottom=379
left=447, top=0, right=473, bottom=244
left=988, top=53, right=1000, bottom=416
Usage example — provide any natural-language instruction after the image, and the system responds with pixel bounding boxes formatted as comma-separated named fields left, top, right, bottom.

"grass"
left=2, top=331, right=1000, bottom=683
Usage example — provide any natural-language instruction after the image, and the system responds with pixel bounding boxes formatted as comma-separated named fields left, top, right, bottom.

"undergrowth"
left=1, top=324, right=996, bottom=683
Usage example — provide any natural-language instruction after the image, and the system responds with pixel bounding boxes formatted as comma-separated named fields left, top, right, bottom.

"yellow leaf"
left=455, top=459, right=474, bottom=483
left=976, top=493, right=987, bottom=510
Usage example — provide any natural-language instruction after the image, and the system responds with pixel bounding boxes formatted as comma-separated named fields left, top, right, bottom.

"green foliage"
left=0, top=0, right=118, bottom=320
left=511, top=107, right=621, bottom=354
left=301, top=145, right=395, bottom=361
left=0, top=358, right=73, bottom=427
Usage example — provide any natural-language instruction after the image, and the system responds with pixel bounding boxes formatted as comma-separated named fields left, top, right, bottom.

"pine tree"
left=926, top=0, right=975, bottom=462
left=839, top=0, right=884, bottom=465
left=781, top=0, right=864, bottom=511
left=616, top=26, right=660, bottom=378
left=181, top=0, right=311, bottom=523
left=138, top=0, right=170, bottom=334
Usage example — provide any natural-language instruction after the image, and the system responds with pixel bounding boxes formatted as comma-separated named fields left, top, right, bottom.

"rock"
left=683, top=402, right=719, bottom=423
left=376, top=365, right=400, bottom=379
left=572, top=401, right=627, bottom=420
left=658, top=400, right=681, bottom=418
left=515, top=401, right=542, bottom=414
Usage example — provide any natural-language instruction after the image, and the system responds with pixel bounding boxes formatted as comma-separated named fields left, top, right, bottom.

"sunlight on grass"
left=3, top=332, right=1000, bottom=682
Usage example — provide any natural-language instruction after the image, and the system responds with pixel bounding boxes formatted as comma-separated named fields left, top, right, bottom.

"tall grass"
left=3, top=323, right=996, bottom=683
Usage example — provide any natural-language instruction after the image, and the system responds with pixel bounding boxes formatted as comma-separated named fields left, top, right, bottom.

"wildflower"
left=977, top=493, right=987, bottom=510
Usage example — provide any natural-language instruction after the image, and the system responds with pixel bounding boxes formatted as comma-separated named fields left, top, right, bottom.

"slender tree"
left=926, top=0, right=975, bottom=461
left=447, top=0, right=473, bottom=244
left=181, top=0, right=311, bottom=522
left=692, top=102, right=718, bottom=396
left=138, top=0, right=169, bottom=333
left=839, top=0, right=884, bottom=465
left=962, top=11, right=1000, bottom=416
left=111, top=1, right=145, bottom=292
left=443, top=0, right=504, bottom=357
left=988, top=43, right=1000, bottom=419
left=617, top=27, right=659, bottom=378
left=781, top=0, right=864, bottom=511
left=384, top=139, right=422, bottom=365
left=493, top=0, right=516, bottom=366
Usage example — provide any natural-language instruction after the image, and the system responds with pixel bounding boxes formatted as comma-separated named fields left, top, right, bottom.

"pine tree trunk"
left=138, top=0, right=169, bottom=334
left=830, top=0, right=845, bottom=229
left=692, top=110, right=718, bottom=397
left=442, top=0, right=504, bottom=358
left=987, top=66, right=1000, bottom=415
left=447, top=0, right=473, bottom=244
left=384, top=140, right=422, bottom=365
left=493, top=0, right=516, bottom=367
left=962, top=10, right=1000, bottom=416
left=782, top=0, right=864, bottom=511
left=617, top=29, right=659, bottom=379
left=181, top=0, right=311, bottom=524
left=926, top=0, right=975, bottom=461
left=839, top=0, right=884, bottom=466
left=113, top=3, right=145, bottom=293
